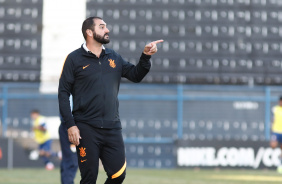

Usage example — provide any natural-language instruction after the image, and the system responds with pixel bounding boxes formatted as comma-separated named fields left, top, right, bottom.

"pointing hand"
left=143, top=40, right=164, bottom=56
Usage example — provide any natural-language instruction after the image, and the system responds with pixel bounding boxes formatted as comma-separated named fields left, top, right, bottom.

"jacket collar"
left=81, top=43, right=111, bottom=56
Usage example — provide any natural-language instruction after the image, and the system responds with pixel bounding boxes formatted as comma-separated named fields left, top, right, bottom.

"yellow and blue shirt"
left=272, top=105, right=282, bottom=133
left=33, top=115, right=51, bottom=144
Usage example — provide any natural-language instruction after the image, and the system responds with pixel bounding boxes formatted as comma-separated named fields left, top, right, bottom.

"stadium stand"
left=85, top=0, right=282, bottom=85
left=0, top=0, right=282, bottom=85
left=0, top=0, right=42, bottom=82
left=125, top=142, right=175, bottom=168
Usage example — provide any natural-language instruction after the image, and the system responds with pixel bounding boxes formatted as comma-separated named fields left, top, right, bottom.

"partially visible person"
left=30, top=109, right=59, bottom=170
left=270, top=96, right=282, bottom=173
left=59, top=96, right=78, bottom=184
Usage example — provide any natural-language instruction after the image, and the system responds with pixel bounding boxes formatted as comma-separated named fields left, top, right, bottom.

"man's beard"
left=93, top=31, right=110, bottom=44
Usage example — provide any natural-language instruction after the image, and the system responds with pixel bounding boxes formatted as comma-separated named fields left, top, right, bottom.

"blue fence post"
left=2, top=86, right=8, bottom=137
left=264, top=87, right=271, bottom=140
left=177, top=84, right=183, bottom=139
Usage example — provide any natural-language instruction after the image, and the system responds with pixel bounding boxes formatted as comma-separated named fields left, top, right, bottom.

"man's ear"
left=86, top=29, right=93, bottom=37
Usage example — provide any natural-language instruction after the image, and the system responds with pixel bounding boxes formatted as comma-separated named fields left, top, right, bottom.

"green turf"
left=0, top=168, right=282, bottom=184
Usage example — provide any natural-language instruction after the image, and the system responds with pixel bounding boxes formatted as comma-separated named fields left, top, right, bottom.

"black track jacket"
left=58, top=45, right=151, bottom=129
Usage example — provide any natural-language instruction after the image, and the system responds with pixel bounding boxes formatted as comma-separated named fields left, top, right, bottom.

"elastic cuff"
left=141, top=52, right=151, bottom=60
left=66, top=121, right=76, bottom=129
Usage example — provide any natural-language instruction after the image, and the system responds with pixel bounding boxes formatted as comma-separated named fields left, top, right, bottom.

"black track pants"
left=76, top=123, right=126, bottom=184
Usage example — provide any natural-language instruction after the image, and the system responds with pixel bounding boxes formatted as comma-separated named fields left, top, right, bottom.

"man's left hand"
left=143, top=40, right=164, bottom=55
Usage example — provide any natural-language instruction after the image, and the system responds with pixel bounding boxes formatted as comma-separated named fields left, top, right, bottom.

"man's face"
left=279, top=100, right=282, bottom=106
left=92, top=19, right=110, bottom=44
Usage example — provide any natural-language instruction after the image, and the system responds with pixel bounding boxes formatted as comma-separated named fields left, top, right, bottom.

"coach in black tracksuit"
left=58, top=16, right=163, bottom=184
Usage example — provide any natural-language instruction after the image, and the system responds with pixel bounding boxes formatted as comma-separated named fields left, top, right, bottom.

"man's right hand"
left=67, top=126, right=81, bottom=146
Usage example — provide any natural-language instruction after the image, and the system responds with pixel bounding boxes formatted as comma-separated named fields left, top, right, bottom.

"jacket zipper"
left=99, top=59, right=105, bottom=128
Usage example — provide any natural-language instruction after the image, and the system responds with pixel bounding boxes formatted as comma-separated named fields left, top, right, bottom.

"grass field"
left=1, top=168, right=282, bottom=184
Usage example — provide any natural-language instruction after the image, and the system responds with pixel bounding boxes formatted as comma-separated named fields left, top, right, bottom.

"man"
left=58, top=16, right=163, bottom=184
left=59, top=96, right=78, bottom=184
left=30, top=110, right=57, bottom=170
left=270, top=96, right=282, bottom=172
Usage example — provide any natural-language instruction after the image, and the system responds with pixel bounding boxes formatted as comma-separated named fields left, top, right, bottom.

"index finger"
left=152, top=40, right=164, bottom=44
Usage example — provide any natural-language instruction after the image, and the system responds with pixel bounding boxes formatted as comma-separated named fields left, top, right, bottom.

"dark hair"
left=82, top=16, right=103, bottom=40
left=31, top=109, right=40, bottom=114
left=279, top=96, right=282, bottom=101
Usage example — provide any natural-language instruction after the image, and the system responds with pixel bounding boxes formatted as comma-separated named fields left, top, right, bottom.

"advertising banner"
left=177, top=140, right=280, bottom=169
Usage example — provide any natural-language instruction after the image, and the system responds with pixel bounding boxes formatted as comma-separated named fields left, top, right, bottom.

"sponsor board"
left=177, top=140, right=280, bottom=169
